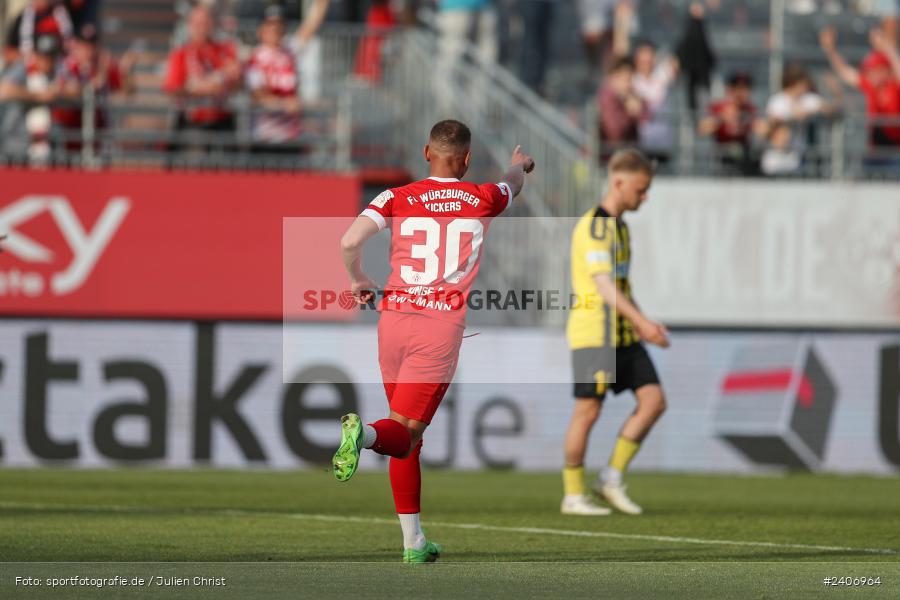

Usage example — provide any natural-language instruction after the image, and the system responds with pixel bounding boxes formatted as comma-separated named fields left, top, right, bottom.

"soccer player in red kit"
left=333, top=119, right=534, bottom=563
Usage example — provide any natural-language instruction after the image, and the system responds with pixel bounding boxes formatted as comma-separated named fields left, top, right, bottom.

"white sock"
left=362, top=425, right=376, bottom=449
left=398, top=513, right=426, bottom=550
left=602, top=467, right=623, bottom=486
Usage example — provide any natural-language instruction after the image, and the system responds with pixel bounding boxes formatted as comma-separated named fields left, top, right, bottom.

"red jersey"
left=54, top=53, right=123, bottom=130
left=859, top=75, right=900, bottom=145
left=245, top=44, right=301, bottom=142
left=164, top=40, right=237, bottom=124
left=708, top=99, right=757, bottom=144
left=246, top=44, right=298, bottom=97
left=354, top=4, right=396, bottom=82
left=361, top=176, right=513, bottom=327
left=6, top=5, right=73, bottom=54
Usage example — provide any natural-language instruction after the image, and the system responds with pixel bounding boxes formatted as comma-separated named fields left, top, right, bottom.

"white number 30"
left=399, top=217, right=484, bottom=285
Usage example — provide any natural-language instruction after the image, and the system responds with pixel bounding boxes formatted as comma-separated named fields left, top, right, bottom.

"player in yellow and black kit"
left=561, top=149, right=670, bottom=517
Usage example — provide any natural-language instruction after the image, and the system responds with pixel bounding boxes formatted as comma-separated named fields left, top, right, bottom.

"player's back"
left=361, top=176, right=513, bottom=326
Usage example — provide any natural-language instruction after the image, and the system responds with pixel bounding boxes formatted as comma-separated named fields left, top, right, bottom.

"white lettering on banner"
left=0, top=196, right=130, bottom=297
left=702, top=206, right=739, bottom=301
left=627, top=179, right=900, bottom=326
left=760, top=207, right=794, bottom=303
left=0, top=269, right=44, bottom=297
left=0, top=321, right=898, bottom=474
left=49, top=198, right=130, bottom=294
left=0, top=197, right=55, bottom=261
left=648, top=206, right=701, bottom=298
left=800, top=207, right=829, bottom=305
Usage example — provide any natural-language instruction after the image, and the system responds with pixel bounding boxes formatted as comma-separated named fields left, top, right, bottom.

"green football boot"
left=332, top=413, right=363, bottom=482
left=402, top=540, right=442, bottom=564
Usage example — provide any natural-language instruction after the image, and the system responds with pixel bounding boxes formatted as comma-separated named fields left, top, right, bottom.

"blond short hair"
left=608, top=148, right=654, bottom=175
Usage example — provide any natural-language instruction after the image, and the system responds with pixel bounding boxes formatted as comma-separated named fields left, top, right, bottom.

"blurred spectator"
left=295, top=0, right=332, bottom=104
left=2, top=0, right=29, bottom=57
left=871, top=0, right=898, bottom=49
left=400, top=0, right=422, bottom=25
left=54, top=24, right=134, bottom=150
left=765, top=64, right=835, bottom=124
left=517, top=0, right=554, bottom=95
left=354, top=0, right=395, bottom=82
left=436, top=0, right=498, bottom=69
left=164, top=5, right=240, bottom=150
left=632, top=41, right=678, bottom=160
left=296, top=0, right=332, bottom=47
left=577, top=0, right=634, bottom=77
left=765, top=64, right=841, bottom=172
left=675, top=1, right=716, bottom=117
left=172, top=0, right=240, bottom=48
left=198, top=0, right=238, bottom=15
left=0, top=33, right=63, bottom=165
left=698, top=72, right=765, bottom=175
left=63, top=0, right=99, bottom=31
left=245, top=5, right=303, bottom=149
left=340, top=0, right=366, bottom=23
left=598, top=56, right=647, bottom=149
left=4, top=0, right=73, bottom=62
left=820, top=26, right=900, bottom=149
left=760, top=122, right=801, bottom=176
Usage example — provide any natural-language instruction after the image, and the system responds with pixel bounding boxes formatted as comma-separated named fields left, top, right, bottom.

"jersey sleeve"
left=478, top=182, right=513, bottom=217
left=580, top=217, right=614, bottom=277
left=245, top=59, right=265, bottom=91
left=360, top=188, right=394, bottom=230
left=106, top=60, right=123, bottom=92
left=163, top=48, right=186, bottom=93
left=858, top=75, right=874, bottom=95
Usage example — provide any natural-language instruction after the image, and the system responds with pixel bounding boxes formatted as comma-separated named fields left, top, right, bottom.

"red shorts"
left=377, top=310, right=464, bottom=424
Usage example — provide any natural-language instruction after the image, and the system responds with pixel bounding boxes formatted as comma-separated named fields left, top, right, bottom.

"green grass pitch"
left=1, top=468, right=899, bottom=599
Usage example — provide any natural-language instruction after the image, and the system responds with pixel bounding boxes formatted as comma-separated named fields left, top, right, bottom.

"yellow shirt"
left=566, top=206, right=638, bottom=349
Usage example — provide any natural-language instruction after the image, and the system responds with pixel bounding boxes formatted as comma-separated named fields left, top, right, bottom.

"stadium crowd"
left=0, top=0, right=898, bottom=175
left=582, top=0, right=900, bottom=175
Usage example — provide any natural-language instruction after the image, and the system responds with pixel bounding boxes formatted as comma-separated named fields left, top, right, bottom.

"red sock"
left=369, top=419, right=411, bottom=458
left=390, top=439, right=422, bottom=514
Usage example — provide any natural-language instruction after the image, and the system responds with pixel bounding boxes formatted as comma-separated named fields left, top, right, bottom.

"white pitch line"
left=1, top=502, right=896, bottom=556
left=284, top=512, right=897, bottom=556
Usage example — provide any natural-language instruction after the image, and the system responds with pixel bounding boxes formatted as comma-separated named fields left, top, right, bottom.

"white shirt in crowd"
left=765, top=91, right=824, bottom=122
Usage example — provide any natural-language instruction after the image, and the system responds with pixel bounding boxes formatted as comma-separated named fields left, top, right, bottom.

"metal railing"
left=584, top=99, right=900, bottom=181
left=3, top=24, right=897, bottom=179
left=0, top=92, right=348, bottom=171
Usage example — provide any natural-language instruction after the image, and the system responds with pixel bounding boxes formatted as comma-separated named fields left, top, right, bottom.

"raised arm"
left=0, top=77, right=30, bottom=101
left=340, top=214, right=381, bottom=303
left=500, top=145, right=535, bottom=199
left=611, top=1, right=634, bottom=59
left=296, top=0, right=331, bottom=48
left=819, top=27, right=860, bottom=88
